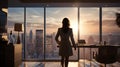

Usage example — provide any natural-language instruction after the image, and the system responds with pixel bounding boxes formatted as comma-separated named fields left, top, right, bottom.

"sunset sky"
left=8, top=7, right=120, bottom=40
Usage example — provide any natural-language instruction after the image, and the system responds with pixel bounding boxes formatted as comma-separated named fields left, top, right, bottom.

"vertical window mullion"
left=24, top=7, right=26, bottom=60
left=99, top=7, right=102, bottom=43
left=78, top=7, right=80, bottom=61
left=44, top=7, right=46, bottom=60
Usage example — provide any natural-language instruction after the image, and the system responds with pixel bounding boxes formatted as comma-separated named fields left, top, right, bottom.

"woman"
left=55, top=18, right=76, bottom=67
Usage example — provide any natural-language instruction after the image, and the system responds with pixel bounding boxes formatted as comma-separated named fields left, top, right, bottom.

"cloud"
left=46, top=17, right=60, bottom=24
left=31, top=15, right=40, bottom=18
left=8, top=8, right=24, bottom=14
left=26, top=15, right=44, bottom=23
left=7, top=20, right=23, bottom=28
left=46, top=23, right=61, bottom=28
left=102, top=20, right=116, bottom=26
left=8, top=10, right=24, bottom=22
left=26, top=8, right=44, bottom=15
left=26, top=23, right=44, bottom=28
left=85, top=20, right=99, bottom=25
left=53, top=10, right=61, bottom=14
left=102, top=8, right=120, bottom=20
left=102, top=19, right=120, bottom=34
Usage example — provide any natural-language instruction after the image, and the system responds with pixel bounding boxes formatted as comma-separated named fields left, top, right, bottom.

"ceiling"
left=8, top=0, right=120, bottom=7
left=0, top=0, right=8, bottom=8
left=20, top=0, right=120, bottom=3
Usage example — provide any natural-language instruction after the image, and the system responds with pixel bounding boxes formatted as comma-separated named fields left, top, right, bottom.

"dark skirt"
left=59, top=43, right=73, bottom=56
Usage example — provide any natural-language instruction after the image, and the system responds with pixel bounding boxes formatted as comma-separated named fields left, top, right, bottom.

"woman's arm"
left=55, top=28, right=60, bottom=45
left=70, top=29, right=76, bottom=50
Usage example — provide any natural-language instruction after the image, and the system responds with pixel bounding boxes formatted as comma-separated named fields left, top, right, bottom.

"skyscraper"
left=46, top=35, right=53, bottom=57
left=87, top=35, right=94, bottom=44
left=36, top=30, right=44, bottom=58
left=29, top=30, right=33, bottom=42
left=52, top=32, right=59, bottom=56
left=27, top=30, right=34, bottom=58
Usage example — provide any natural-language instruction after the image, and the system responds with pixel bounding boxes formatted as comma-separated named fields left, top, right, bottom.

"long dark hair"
left=62, top=18, right=70, bottom=33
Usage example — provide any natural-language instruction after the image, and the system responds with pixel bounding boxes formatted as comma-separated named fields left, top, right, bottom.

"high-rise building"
left=46, top=35, right=53, bottom=57
left=21, top=33, right=25, bottom=58
left=108, top=33, right=115, bottom=45
left=52, top=32, right=59, bottom=56
left=26, top=30, right=34, bottom=58
left=87, top=35, right=94, bottom=44
left=29, top=30, right=33, bottom=42
left=36, top=30, right=44, bottom=58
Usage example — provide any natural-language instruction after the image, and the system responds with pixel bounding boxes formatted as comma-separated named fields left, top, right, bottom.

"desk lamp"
left=14, top=23, right=22, bottom=44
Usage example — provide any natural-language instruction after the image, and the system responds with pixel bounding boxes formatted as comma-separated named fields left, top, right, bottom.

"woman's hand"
left=57, top=41, right=61, bottom=45
left=73, top=44, right=77, bottom=50
left=74, top=47, right=76, bottom=50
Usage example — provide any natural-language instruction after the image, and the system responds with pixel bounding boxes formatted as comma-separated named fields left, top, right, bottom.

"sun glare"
left=71, top=22, right=78, bottom=34
left=70, top=20, right=86, bottom=36
left=80, top=20, right=87, bottom=35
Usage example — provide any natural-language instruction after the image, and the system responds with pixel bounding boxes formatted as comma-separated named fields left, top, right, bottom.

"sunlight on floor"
left=20, top=61, right=120, bottom=67
left=20, top=62, right=78, bottom=67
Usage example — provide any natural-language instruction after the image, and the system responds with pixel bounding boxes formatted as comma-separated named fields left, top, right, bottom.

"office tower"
left=52, top=32, right=59, bottom=56
left=87, top=35, right=94, bottom=44
left=21, top=33, right=25, bottom=58
left=46, top=35, right=52, bottom=57
left=108, top=33, right=114, bottom=45
left=29, top=30, right=33, bottom=42
left=36, top=30, right=44, bottom=58
left=21, top=33, right=24, bottom=45
left=26, top=30, right=34, bottom=58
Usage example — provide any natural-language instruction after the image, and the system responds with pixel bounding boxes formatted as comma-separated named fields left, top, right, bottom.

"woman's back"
left=59, top=28, right=72, bottom=42
left=55, top=27, right=75, bottom=56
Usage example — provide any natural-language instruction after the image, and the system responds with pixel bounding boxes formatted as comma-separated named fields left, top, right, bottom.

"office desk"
left=76, top=45, right=120, bottom=58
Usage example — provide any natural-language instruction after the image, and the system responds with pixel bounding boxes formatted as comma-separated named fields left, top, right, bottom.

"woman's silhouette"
left=55, top=18, right=76, bottom=67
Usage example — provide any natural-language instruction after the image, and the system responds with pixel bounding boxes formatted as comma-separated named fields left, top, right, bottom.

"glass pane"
left=26, top=8, right=44, bottom=60
left=46, top=7, right=78, bottom=60
left=102, top=7, right=120, bottom=65
left=102, top=7, right=120, bottom=46
left=79, top=8, right=99, bottom=61
left=8, top=7, right=24, bottom=58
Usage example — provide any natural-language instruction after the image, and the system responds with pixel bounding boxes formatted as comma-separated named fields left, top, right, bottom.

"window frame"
left=8, top=3, right=120, bottom=61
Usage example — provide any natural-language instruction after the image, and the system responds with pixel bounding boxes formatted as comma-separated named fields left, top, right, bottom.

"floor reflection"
left=19, top=60, right=120, bottom=67
left=20, top=62, right=78, bottom=67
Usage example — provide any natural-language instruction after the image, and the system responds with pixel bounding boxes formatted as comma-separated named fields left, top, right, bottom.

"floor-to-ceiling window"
left=8, top=8, right=24, bottom=59
left=79, top=8, right=99, bottom=61
left=26, top=8, right=44, bottom=60
left=46, top=7, right=78, bottom=60
left=8, top=6, right=120, bottom=63
left=8, top=7, right=24, bottom=38
left=79, top=8, right=99, bottom=44
left=102, top=7, right=120, bottom=45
